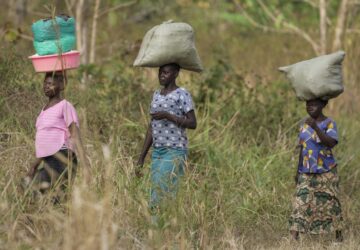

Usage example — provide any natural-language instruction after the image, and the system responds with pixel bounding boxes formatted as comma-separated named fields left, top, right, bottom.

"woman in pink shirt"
left=27, top=71, right=90, bottom=193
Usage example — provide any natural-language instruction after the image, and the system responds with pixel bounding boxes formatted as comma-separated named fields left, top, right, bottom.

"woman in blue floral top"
left=137, top=63, right=197, bottom=210
left=289, top=99, right=343, bottom=241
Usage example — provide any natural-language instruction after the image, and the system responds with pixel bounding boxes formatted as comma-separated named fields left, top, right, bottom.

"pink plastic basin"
left=29, top=50, right=80, bottom=72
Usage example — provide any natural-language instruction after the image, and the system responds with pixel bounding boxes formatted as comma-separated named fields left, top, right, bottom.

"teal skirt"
left=150, top=147, right=187, bottom=208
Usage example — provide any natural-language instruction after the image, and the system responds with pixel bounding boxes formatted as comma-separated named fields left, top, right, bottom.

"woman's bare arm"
left=151, top=110, right=197, bottom=129
left=69, top=122, right=91, bottom=182
left=137, top=123, right=153, bottom=168
left=27, top=158, right=42, bottom=178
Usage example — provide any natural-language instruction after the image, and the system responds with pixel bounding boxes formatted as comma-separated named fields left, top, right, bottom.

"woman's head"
left=306, top=98, right=328, bottom=118
left=43, top=71, right=66, bottom=98
left=158, top=63, right=180, bottom=86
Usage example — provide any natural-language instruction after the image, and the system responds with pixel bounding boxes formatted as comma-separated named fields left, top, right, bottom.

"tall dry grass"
left=1, top=27, right=360, bottom=250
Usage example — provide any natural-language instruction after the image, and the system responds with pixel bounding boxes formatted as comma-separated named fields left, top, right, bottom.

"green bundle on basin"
left=31, top=15, right=76, bottom=55
left=33, top=36, right=76, bottom=56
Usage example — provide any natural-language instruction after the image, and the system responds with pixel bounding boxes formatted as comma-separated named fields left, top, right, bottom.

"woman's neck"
left=48, top=95, right=62, bottom=104
left=162, top=82, right=178, bottom=94
left=314, top=113, right=327, bottom=122
left=43, top=95, right=62, bottom=110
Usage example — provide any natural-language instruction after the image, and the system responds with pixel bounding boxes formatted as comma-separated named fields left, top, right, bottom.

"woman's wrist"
left=173, top=115, right=179, bottom=125
left=314, top=127, right=325, bottom=137
left=138, top=153, right=146, bottom=161
left=171, top=115, right=183, bottom=126
left=166, top=113, right=176, bottom=123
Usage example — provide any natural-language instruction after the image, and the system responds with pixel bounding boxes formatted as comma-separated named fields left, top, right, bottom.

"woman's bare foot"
left=290, top=230, right=299, bottom=241
left=335, top=230, right=343, bottom=242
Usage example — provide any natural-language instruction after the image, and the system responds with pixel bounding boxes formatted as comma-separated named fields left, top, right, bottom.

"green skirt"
left=289, top=168, right=344, bottom=234
left=150, top=147, right=187, bottom=208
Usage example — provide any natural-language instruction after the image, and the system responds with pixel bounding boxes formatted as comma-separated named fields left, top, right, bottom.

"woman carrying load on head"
left=289, top=98, right=343, bottom=242
left=136, top=63, right=197, bottom=210
left=26, top=71, right=91, bottom=197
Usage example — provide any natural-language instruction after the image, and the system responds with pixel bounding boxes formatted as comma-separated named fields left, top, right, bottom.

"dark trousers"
left=35, top=149, right=77, bottom=192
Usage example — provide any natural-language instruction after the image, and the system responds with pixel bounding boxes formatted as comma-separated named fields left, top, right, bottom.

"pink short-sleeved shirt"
left=35, top=99, right=79, bottom=158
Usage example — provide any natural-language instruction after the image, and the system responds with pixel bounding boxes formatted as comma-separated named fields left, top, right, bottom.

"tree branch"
left=76, top=0, right=84, bottom=54
left=332, top=0, right=349, bottom=51
left=18, top=32, right=33, bottom=41
left=2, top=28, right=33, bottom=42
left=346, top=28, right=360, bottom=34
left=27, top=10, right=49, bottom=17
left=90, top=0, right=101, bottom=64
left=98, top=0, right=137, bottom=18
left=64, top=0, right=75, bottom=17
left=257, top=0, right=277, bottom=22
left=301, top=0, right=318, bottom=8
left=232, top=0, right=284, bottom=32
left=283, top=22, right=321, bottom=55
left=0, top=28, right=6, bottom=40
left=319, top=0, right=327, bottom=54
left=255, top=0, right=321, bottom=54
left=297, top=0, right=332, bottom=26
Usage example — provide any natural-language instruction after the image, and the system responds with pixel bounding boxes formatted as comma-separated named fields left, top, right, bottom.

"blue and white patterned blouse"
left=298, top=117, right=338, bottom=174
left=150, top=87, right=194, bottom=149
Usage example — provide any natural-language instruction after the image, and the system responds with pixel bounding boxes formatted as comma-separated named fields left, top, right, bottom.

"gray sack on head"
left=133, top=20, right=203, bottom=73
left=278, top=51, right=345, bottom=101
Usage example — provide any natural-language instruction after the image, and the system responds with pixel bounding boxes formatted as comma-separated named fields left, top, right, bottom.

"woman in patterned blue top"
left=137, top=63, right=197, bottom=210
left=289, top=99, right=343, bottom=242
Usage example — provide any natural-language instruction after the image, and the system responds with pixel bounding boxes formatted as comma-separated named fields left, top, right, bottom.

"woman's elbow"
left=189, top=121, right=197, bottom=130
left=327, top=139, right=337, bottom=148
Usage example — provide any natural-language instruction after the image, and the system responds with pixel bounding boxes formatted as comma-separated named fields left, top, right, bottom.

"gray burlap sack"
left=279, top=51, right=345, bottom=101
left=133, top=20, right=203, bottom=72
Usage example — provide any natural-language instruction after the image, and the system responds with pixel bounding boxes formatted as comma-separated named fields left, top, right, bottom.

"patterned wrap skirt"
left=150, top=147, right=187, bottom=208
left=289, top=168, right=344, bottom=234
